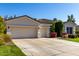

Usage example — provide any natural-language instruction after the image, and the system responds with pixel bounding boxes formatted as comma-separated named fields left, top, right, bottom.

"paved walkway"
left=12, top=38, right=79, bottom=56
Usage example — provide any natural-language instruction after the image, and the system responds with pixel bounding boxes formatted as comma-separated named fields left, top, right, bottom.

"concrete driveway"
left=12, top=38, right=79, bottom=56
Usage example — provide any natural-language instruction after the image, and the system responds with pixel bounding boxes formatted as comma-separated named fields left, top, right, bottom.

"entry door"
left=70, top=27, right=73, bottom=34
left=67, top=27, right=73, bottom=34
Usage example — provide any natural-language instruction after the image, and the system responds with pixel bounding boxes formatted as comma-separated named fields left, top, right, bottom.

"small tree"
left=55, top=20, right=63, bottom=37
left=50, top=23, right=55, bottom=32
left=50, top=18, right=57, bottom=32
left=53, top=18, right=57, bottom=22
left=0, top=16, right=6, bottom=34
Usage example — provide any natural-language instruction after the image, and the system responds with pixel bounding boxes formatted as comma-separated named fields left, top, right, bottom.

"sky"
left=0, top=3, right=79, bottom=24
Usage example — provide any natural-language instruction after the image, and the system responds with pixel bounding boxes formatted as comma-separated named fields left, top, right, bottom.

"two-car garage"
left=6, top=15, right=51, bottom=39
left=8, top=26, right=38, bottom=38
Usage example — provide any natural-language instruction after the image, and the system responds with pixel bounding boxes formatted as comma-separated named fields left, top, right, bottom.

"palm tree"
left=67, top=14, right=75, bottom=23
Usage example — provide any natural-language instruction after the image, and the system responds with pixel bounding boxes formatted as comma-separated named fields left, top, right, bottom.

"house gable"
left=64, top=22, right=76, bottom=27
left=6, top=16, right=40, bottom=26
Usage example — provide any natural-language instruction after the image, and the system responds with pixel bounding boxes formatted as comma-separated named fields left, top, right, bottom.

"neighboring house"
left=5, top=15, right=51, bottom=39
left=64, top=22, right=77, bottom=35
left=76, top=25, right=79, bottom=31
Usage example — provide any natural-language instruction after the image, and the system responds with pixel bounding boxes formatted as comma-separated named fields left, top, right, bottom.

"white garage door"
left=41, top=29, right=47, bottom=37
left=39, top=28, right=48, bottom=38
left=9, top=27, right=37, bottom=38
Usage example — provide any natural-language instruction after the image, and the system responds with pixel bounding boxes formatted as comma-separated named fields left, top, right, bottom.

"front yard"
left=67, top=38, right=79, bottom=43
left=0, top=45, right=25, bottom=56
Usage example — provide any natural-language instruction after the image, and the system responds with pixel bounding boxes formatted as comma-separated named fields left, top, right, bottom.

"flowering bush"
left=50, top=32, right=57, bottom=38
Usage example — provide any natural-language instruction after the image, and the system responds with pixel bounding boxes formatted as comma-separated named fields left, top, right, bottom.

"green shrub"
left=77, top=34, right=79, bottom=37
left=68, top=34, right=77, bottom=38
left=75, top=31, right=79, bottom=34
left=75, top=30, right=79, bottom=37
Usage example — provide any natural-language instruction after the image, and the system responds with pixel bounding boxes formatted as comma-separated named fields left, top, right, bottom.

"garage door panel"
left=41, top=29, right=47, bottom=37
left=10, top=27, right=37, bottom=38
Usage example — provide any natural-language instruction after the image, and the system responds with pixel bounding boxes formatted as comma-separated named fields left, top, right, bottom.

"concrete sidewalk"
left=12, top=38, right=79, bottom=56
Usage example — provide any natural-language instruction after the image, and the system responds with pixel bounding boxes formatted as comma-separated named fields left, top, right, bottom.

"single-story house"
left=64, top=22, right=77, bottom=35
left=76, top=25, right=79, bottom=31
left=5, top=15, right=51, bottom=39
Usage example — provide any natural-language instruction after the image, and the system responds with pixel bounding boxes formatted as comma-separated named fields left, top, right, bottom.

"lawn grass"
left=0, top=45, right=26, bottom=56
left=0, top=34, right=26, bottom=56
left=67, top=38, right=79, bottom=42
